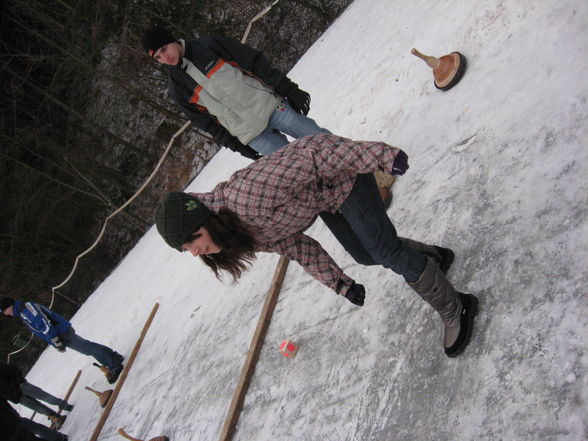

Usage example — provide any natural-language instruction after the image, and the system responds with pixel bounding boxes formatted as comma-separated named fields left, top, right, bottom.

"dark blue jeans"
left=320, top=173, right=427, bottom=282
left=61, top=328, right=122, bottom=370
left=19, top=382, right=67, bottom=416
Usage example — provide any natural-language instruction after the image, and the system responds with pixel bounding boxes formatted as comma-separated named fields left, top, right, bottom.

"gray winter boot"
left=400, top=237, right=454, bottom=274
left=407, top=258, right=478, bottom=357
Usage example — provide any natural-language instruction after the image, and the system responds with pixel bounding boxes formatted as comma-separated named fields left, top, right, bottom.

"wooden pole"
left=41, top=369, right=82, bottom=426
left=88, top=303, right=160, bottom=441
left=58, top=369, right=81, bottom=413
left=66, top=370, right=82, bottom=395
left=218, top=256, right=290, bottom=441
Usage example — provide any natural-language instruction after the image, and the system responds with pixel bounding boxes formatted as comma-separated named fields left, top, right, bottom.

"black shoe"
left=106, top=363, right=124, bottom=384
left=63, top=403, right=74, bottom=412
left=444, top=293, right=478, bottom=357
left=435, top=246, right=455, bottom=274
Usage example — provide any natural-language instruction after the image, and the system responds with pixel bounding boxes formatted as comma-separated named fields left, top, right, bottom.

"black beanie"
left=141, top=27, right=177, bottom=57
left=0, top=296, right=15, bottom=312
left=155, top=192, right=212, bottom=251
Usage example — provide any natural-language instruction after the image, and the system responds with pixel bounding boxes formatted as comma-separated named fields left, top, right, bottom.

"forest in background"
left=0, top=0, right=352, bottom=371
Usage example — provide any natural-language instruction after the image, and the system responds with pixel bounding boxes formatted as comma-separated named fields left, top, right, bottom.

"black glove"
left=51, top=336, right=66, bottom=352
left=392, top=150, right=409, bottom=175
left=286, top=87, right=311, bottom=115
left=239, top=148, right=262, bottom=161
left=344, top=282, right=365, bottom=306
left=224, top=137, right=262, bottom=160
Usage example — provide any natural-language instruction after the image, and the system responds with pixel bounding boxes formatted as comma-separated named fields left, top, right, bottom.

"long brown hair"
left=197, top=208, right=257, bottom=282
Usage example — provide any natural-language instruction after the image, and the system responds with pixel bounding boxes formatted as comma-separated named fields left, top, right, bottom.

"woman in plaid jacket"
left=155, top=133, right=478, bottom=357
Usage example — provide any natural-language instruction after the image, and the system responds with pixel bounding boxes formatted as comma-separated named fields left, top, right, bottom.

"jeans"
left=19, top=382, right=67, bottom=417
left=319, top=173, right=427, bottom=282
left=248, top=99, right=330, bottom=155
left=18, top=418, right=65, bottom=441
left=61, top=328, right=122, bottom=370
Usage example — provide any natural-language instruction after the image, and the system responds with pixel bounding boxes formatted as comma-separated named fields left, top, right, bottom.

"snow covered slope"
left=20, top=1, right=587, bottom=440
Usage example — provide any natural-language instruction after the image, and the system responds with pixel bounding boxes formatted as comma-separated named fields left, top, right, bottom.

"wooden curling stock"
left=85, top=386, right=113, bottom=408
left=411, top=48, right=467, bottom=90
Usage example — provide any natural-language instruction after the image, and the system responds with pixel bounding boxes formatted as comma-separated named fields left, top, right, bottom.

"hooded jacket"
left=168, top=34, right=299, bottom=157
left=12, top=301, right=71, bottom=347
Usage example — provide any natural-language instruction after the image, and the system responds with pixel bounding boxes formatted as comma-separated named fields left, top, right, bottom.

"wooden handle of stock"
left=118, top=428, right=143, bottom=441
left=85, top=386, right=100, bottom=397
left=411, top=48, right=440, bottom=69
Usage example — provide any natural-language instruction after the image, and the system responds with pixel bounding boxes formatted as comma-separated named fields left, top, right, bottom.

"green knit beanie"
left=155, top=192, right=212, bottom=251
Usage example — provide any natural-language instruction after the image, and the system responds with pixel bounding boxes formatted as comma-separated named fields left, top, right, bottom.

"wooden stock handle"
left=411, top=48, right=440, bottom=69
left=85, top=386, right=100, bottom=397
left=118, top=428, right=143, bottom=441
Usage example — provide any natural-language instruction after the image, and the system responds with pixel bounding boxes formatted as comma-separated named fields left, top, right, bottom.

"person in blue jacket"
left=0, top=297, right=124, bottom=384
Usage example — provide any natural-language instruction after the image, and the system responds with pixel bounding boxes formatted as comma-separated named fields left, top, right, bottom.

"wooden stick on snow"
left=88, top=303, right=160, bottom=441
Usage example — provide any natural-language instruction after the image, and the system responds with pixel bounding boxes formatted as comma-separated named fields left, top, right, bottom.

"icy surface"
left=18, top=1, right=587, bottom=440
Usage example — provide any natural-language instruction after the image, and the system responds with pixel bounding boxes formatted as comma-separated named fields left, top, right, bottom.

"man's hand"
left=225, top=137, right=262, bottom=160
left=51, top=336, right=66, bottom=352
left=344, top=283, right=366, bottom=306
left=287, top=88, right=311, bottom=115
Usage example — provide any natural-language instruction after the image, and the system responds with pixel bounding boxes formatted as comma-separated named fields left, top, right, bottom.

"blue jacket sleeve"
left=39, top=305, right=71, bottom=336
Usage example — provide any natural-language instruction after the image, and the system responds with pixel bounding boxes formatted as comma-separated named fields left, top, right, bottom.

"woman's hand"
left=344, top=282, right=366, bottom=306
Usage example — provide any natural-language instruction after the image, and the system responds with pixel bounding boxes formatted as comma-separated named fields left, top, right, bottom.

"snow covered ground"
left=17, top=0, right=587, bottom=440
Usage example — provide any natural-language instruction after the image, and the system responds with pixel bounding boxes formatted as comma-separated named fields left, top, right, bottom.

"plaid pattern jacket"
left=193, top=133, right=402, bottom=295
